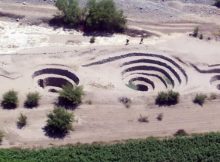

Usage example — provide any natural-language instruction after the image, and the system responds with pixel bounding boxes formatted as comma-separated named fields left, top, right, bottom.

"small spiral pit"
left=191, top=64, right=220, bottom=91
left=210, top=75, right=220, bottom=90
left=83, top=53, right=188, bottom=92
left=32, top=65, right=79, bottom=93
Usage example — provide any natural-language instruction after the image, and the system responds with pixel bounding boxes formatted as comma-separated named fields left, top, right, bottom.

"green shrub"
left=44, top=107, right=74, bottom=138
left=193, top=93, right=207, bottom=106
left=85, top=0, right=126, bottom=32
left=55, top=0, right=82, bottom=26
left=155, top=90, right=179, bottom=106
left=1, top=90, right=18, bottom=109
left=58, top=84, right=84, bottom=109
left=215, top=0, right=220, bottom=8
left=24, top=92, right=40, bottom=108
left=17, top=113, right=27, bottom=129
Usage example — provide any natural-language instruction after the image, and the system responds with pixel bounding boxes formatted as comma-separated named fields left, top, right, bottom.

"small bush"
left=17, top=113, right=27, bottom=129
left=24, top=92, right=40, bottom=108
left=58, top=84, right=84, bottom=109
left=174, top=129, right=188, bottom=137
left=138, top=115, right=149, bottom=123
left=155, top=90, right=179, bottom=106
left=44, top=107, right=74, bottom=138
left=193, top=94, right=207, bottom=106
left=1, top=90, right=18, bottom=109
left=192, top=27, right=199, bottom=37
left=157, top=113, right=163, bottom=121
left=199, top=34, right=203, bottom=40
left=90, top=36, right=95, bottom=43
left=119, top=97, right=131, bottom=108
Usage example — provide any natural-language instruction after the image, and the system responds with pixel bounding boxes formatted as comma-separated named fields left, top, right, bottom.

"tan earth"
left=0, top=1, right=220, bottom=148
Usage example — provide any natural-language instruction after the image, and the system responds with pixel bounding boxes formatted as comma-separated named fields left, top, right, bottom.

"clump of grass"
left=157, top=113, right=163, bottom=121
left=199, top=34, right=203, bottom=40
left=1, top=90, right=18, bottom=109
left=155, top=90, right=179, bottom=106
left=174, top=129, right=188, bottom=137
left=24, top=92, right=40, bottom=108
left=209, top=93, right=217, bottom=100
left=85, top=100, right=92, bottom=105
left=192, top=26, right=199, bottom=37
left=138, top=115, right=149, bottom=123
left=17, top=113, right=27, bottom=129
left=90, top=36, right=95, bottom=43
left=119, top=97, right=132, bottom=108
left=193, top=93, right=207, bottom=106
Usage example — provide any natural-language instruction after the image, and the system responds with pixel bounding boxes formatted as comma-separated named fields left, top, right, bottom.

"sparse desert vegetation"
left=119, top=97, right=132, bottom=108
left=138, top=115, right=149, bottom=123
left=17, top=113, right=27, bottom=129
left=193, top=94, right=207, bottom=106
left=157, top=113, right=163, bottom=121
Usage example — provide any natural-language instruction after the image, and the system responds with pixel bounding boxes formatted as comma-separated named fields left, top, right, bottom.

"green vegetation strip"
left=1, top=133, right=220, bottom=162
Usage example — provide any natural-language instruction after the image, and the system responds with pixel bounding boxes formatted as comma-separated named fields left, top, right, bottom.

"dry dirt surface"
left=0, top=0, right=219, bottom=148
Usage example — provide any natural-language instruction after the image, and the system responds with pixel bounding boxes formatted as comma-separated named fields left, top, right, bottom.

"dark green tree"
left=55, top=0, right=82, bottom=26
left=85, top=0, right=126, bottom=32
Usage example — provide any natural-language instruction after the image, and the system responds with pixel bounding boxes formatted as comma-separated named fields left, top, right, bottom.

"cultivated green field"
left=0, top=133, right=220, bottom=162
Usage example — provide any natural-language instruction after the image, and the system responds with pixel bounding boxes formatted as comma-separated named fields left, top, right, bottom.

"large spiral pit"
left=210, top=75, right=220, bottom=90
left=83, top=53, right=188, bottom=92
left=32, top=65, right=79, bottom=93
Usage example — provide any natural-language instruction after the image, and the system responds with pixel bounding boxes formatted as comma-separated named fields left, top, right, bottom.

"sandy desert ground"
left=0, top=0, right=220, bottom=148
